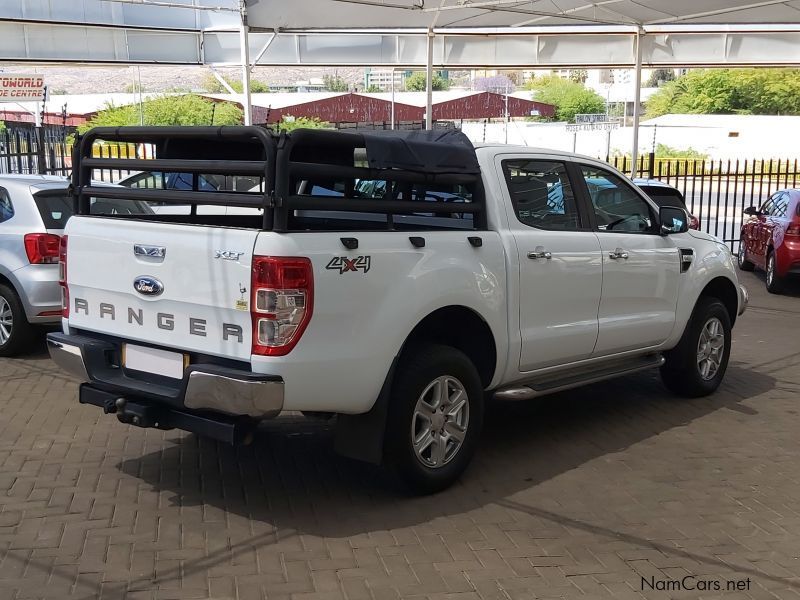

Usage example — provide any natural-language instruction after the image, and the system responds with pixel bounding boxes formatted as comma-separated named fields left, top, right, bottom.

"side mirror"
left=743, top=206, right=759, bottom=216
left=659, top=206, right=689, bottom=235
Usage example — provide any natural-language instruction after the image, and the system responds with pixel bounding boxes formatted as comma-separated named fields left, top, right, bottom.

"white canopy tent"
left=2, top=0, right=800, bottom=171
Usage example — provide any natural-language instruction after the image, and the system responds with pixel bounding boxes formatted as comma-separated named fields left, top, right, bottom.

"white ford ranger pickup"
left=47, top=126, right=748, bottom=493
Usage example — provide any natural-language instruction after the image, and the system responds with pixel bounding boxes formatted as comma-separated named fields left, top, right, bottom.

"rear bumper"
left=11, top=264, right=61, bottom=323
left=46, top=332, right=284, bottom=420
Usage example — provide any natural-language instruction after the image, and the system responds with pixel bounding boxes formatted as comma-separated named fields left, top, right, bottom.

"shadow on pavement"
left=117, top=363, right=775, bottom=538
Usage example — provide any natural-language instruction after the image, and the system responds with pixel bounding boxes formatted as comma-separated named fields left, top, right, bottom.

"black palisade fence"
left=611, top=155, right=800, bottom=252
left=0, top=125, right=71, bottom=176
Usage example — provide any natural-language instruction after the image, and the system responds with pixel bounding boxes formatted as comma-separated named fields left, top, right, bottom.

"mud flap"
left=333, top=356, right=397, bottom=465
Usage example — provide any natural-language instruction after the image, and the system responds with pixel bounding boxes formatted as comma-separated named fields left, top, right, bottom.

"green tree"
left=404, top=72, right=450, bottom=91
left=525, top=74, right=606, bottom=122
left=77, top=94, right=242, bottom=134
left=646, top=68, right=676, bottom=87
left=201, top=73, right=270, bottom=93
left=323, top=74, right=349, bottom=92
left=569, top=69, right=588, bottom=84
left=364, top=84, right=383, bottom=93
left=276, top=115, right=330, bottom=132
left=646, top=68, right=800, bottom=117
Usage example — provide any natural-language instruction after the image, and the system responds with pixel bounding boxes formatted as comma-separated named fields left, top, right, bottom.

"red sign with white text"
left=0, top=75, right=46, bottom=101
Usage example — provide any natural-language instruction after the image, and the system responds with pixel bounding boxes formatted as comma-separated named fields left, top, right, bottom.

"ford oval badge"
left=133, top=276, right=164, bottom=297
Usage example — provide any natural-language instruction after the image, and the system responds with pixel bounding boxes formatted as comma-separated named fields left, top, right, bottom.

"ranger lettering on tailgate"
left=72, top=297, right=244, bottom=343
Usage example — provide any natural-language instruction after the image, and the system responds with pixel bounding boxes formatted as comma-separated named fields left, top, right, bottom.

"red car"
left=739, top=189, right=800, bottom=293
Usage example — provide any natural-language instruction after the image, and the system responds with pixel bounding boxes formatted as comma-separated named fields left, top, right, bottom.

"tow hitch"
left=79, top=384, right=256, bottom=445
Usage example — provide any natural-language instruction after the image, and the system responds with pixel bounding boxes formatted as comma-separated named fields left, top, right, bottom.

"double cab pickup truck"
left=48, top=126, right=747, bottom=493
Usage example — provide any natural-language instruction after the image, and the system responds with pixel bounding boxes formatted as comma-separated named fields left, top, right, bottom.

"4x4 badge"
left=326, top=256, right=371, bottom=274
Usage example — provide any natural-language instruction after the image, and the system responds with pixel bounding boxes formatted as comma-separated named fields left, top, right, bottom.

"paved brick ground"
left=2, top=269, right=800, bottom=599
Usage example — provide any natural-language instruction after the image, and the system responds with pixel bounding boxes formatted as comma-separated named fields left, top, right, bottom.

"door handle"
left=528, top=246, right=552, bottom=260
left=608, top=248, right=629, bottom=260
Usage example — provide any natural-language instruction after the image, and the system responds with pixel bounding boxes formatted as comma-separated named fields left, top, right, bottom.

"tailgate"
left=65, top=217, right=257, bottom=361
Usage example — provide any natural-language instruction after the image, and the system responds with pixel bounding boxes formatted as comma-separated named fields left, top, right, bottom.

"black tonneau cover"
left=359, top=129, right=480, bottom=174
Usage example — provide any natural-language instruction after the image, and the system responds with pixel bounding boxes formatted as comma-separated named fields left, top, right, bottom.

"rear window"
left=292, top=178, right=475, bottom=231
left=34, top=193, right=153, bottom=229
left=122, top=171, right=262, bottom=193
left=639, top=186, right=686, bottom=209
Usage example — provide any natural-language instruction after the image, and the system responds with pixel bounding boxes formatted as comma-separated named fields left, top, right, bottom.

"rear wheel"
left=0, top=284, right=34, bottom=357
left=661, top=297, right=731, bottom=398
left=737, top=245, right=754, bottom=271
left=385, top=344, right=483, bottom=494
left=766, top=251, right=784, bottom=294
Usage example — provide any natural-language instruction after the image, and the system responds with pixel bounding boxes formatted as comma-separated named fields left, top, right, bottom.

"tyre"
left=660, top=297, right=732, bottom=398
left=737, top=245, right=754, bottom=271
left=0, top=283, right=35, bottom=357
left=385, top=343, right=483, bottom=494
left=766, top=250, right=784, bottom=294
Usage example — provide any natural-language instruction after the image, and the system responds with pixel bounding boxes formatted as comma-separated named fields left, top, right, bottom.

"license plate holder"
left=122, top=344, right=188, bottom=380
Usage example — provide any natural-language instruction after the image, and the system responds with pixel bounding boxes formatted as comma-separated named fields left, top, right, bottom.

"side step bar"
left=494, top=354, right=665, bottom=401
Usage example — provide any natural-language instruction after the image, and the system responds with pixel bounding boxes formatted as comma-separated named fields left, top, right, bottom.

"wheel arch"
left=400, top=305, right=498, bottom=389
left=334, top=305, right=498, bottom=466
left=698, top=276, right=739, bottom=326
left=0, top=271, right=16, bottom=291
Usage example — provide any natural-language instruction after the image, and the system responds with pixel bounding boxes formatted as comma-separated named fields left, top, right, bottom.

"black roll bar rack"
left=72, top=126, right=486, bottom=232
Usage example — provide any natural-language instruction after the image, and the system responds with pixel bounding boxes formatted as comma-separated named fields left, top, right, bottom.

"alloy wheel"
left=767, top=254, right=775, bottom=286
left=410, top=375, right=470, bottom=469
left=0, top=296, right=12, bottom=346
left=696, top=317, right=725, bottom=381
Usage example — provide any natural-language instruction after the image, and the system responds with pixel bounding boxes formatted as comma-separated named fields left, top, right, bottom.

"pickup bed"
left=48, top=126, right=747, bottom=493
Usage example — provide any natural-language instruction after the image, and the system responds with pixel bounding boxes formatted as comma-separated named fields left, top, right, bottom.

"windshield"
left=34, top=192, right=154, bottom=229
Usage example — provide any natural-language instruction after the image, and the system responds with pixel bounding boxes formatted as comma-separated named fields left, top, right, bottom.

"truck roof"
left=473, top=144, right=602, bottom=163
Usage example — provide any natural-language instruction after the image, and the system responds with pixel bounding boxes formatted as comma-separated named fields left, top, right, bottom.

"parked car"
left=738, top=188, right=800, bottom=293
left=0, top=175, right=152, bottom=356
left=118, top=171, right=264, bottom=215
left=631, top=179, right=700, bottom=231
left=49, top=127, right=747, bottom=493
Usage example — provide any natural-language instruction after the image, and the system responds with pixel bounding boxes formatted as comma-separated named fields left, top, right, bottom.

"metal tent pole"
left=630, top=31, right=643, bottom=178
left=425, top=30, right=434, bottom=130
left=390, top=67, right=396, bottom=130
left=239, top=0, right=253, bottom=126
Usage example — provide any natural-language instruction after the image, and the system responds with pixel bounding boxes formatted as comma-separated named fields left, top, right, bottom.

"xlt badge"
left=215, top=250, right=244, bottom=261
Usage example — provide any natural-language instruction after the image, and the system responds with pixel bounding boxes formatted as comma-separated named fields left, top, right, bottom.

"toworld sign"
left=0, top=75, right=46, bottom=101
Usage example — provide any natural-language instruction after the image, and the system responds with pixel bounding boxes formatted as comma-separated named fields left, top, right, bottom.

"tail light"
left=59, top=235, right=69, bottom=318
left=786, top=224, right=800, bottom=237
left=23, top=233, right=61, bottom=264
left=251, top=256, right=313, bottom=356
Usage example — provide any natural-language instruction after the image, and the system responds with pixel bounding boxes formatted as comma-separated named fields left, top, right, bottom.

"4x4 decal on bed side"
left=325, top=256, right=371, bottom=274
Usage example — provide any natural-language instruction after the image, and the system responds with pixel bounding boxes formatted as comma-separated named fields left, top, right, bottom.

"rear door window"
left=0, top=188, right=13, bottom=223
left=772, top=193, right=789, bottom=218
left=502, top=159, right=580, bottom=231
